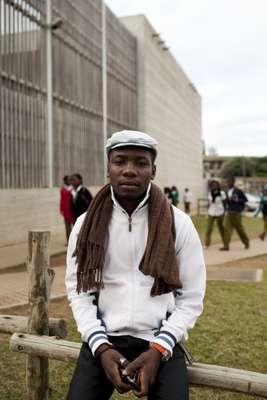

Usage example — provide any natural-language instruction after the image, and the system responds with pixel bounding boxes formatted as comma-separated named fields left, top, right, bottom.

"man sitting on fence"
left=65, top=130, right=206, bottom=400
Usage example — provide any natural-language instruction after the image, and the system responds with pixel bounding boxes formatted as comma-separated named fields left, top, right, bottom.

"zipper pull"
left=128, top=216, right=132, bottom=232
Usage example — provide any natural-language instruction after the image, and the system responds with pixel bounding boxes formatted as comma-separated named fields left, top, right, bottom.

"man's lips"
left=119, top=182, right=139, bottom=187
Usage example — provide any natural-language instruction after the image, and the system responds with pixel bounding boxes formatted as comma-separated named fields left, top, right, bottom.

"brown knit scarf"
left=74, top=183, right=182, bottom=297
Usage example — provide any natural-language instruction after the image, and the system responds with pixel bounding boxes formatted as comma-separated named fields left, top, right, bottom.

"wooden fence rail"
left=3, top=229, right=267, bottom=399
left=10, top=332, right=267, bottom=398
left=0, top=315, right=67, bottom=338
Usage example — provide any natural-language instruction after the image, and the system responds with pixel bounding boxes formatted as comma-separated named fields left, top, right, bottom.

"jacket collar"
left=110, top=183, right=151, bottom=216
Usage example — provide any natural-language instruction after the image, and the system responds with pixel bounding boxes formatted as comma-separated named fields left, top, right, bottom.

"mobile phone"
left=121, top=371, right=140, bottom=391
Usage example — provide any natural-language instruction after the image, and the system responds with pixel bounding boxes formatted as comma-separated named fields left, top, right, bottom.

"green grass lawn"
left=0, top=260, right=266, bottom=399
left=192, top=215, right=263, bottom=245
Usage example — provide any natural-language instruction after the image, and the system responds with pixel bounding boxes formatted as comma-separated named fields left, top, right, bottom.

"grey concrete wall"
left=121, top=15, right=203, bottom=203
left=0, top=187, right=100, bottom=246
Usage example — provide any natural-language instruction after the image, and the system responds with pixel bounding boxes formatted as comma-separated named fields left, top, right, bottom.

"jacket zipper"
left=128, top=216, right=132, bottom=232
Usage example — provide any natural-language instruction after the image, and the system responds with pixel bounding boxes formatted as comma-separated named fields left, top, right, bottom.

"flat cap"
left=106, top=130, right=158, bottom=158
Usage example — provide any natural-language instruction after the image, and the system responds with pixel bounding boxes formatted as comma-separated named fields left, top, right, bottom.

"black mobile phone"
left=121, top=372, right=140, bottom=391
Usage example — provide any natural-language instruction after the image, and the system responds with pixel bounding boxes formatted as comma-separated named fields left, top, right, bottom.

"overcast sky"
left=106, top=0, right=267, bottom=156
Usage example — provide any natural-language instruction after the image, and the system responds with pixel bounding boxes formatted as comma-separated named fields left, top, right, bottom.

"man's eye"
left=138, top=161, right=148, bottom=167
left=114, top=160, right=124, bottom=165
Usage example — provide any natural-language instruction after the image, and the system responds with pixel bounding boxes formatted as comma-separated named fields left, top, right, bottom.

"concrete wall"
left=121, top=15, right=203, bottom=202
left=0, top=187, right=100, bottom=246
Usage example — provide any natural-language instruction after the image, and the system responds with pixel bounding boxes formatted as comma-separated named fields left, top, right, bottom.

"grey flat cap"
left=106, top=130, right=158, bottom=157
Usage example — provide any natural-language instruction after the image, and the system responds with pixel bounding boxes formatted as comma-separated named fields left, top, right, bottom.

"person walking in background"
left=220, top=177, right=249, bottom=251
left=69, top=173, right=93, bottom=223
left=183, top=188, right=192, bottom=214
left=254, top=185, right=267, bottom=241
left=60, top=175, right=74, bottom=243
left=170, top=186, right=179, bottom=207
left=205, top=180, right=226, bottom=248
left=163, top=187, right=172, bottom=204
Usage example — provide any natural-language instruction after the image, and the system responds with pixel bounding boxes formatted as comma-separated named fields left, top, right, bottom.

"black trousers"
left=67, top=335, right=189, bottom=400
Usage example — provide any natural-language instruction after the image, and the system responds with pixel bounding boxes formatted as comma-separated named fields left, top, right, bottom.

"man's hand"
left=96, top=344, right=131, bottom=394
left=122, top=348, right=162, bottom=397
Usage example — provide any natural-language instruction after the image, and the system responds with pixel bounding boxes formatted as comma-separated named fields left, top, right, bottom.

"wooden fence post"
left=27, top=230, right=55, bottom=400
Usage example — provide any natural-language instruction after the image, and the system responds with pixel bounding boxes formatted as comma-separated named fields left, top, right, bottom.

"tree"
left=254, top=156, right=267, bottom=177
left=220, top=157, right=256, bottom=179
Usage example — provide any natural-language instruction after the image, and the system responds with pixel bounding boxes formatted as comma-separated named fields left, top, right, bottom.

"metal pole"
left=102, top=0, right=107, bottom=184
left=46, top=0, right=53, bottom=188
left=242, top=156, right=246, bottom=177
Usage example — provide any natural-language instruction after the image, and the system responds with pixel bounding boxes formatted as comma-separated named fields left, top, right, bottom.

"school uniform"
left=205, top=190, right=226, bottom=247
left=72, top=185, right=93, bottom=222
left=223, top=187, right=249, bottom=249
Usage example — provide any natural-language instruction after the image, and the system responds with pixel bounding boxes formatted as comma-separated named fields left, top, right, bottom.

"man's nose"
left=123, top=162, right=137, bottom=176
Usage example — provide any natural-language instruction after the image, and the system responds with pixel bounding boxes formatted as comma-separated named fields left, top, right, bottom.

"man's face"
left=70, top=176, right=81, bottom=188
left=108, top=147, right=156, bottom=199
left=210, top=181, right=219, bottom=191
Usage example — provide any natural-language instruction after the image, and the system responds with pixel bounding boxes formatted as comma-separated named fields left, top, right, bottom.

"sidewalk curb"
left=0, top=294, right=67, bottom=311
left=0, top=250, right=66, bottom=274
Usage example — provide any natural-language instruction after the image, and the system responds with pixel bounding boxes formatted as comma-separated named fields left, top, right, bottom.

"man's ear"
left=151, top=164, right=156, bottom=180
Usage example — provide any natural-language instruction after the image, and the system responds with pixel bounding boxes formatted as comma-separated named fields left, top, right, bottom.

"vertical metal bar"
left=28, top=2, right=35, bottom=187
left=101, top=0, right=107, bottom=184
left=33, top=5, right=39, bottom=187
left=14, top=0, right=22, bottom=187
left=0, top=0, right=5, bottom=187
left=7, top=0, right=12, bottom=187
left=46, top=0, right=53, bottom=188
left=37, top=1, right=47, bottom=187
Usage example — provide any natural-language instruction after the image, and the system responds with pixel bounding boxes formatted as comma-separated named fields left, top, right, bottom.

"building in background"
left=0, top=1, right=203, bottom=245
left=121, top=15, right=203, bottom=200
left=0, top=0, right=138, bottom=189
left=203, top=155, right=230, bottom=180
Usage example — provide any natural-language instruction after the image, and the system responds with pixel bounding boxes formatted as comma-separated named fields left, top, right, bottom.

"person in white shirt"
left=183, top=188, right=193, bottom=214
left=205, top=180, right=226, bottom=247
left=65, top=130, right=206, bottom=400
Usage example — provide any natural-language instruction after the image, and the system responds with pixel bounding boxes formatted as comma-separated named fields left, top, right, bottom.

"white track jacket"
left=65, top=187, right=206, bottom=356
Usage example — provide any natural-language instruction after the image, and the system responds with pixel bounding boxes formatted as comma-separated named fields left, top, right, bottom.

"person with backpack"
left=170, top=186, right=179, bottom=207
left=220, top=177, right=249, bottom=251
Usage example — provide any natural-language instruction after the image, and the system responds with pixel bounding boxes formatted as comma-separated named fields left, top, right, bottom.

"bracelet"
left=149, top=342, right=171, bottom=362
left=96, top=344, right=115, bottom=359
left=149, top=342, right=167, bottom=355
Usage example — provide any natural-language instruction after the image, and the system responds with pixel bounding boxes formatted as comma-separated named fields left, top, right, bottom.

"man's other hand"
left=123, top=347, right=162, bottom=397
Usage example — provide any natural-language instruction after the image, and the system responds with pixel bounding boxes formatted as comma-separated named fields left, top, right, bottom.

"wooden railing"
left=1, top=230, right=266, bottom=399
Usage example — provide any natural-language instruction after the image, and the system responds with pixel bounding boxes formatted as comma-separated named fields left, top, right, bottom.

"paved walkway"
left=0, top=232, right=66, bottom=271
left=0, top=266, right=66, bottom=309
left=0, top=236, right=266, bottom=309
left=204, top=238, right=267, bottom=266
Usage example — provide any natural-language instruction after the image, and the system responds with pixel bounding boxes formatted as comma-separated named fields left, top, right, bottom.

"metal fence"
left=0, top=0, right=137, bottom=188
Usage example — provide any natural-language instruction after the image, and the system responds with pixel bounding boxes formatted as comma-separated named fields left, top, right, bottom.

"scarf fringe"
left=75, top=183, right=182, bottom=296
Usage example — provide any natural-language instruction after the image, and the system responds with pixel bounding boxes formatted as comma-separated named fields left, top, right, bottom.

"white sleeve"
left=153, top=213, right=206, bottom=355
left=221, top=191, right=226, bottom=200
left=65, top=215, right=111, bottom=355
